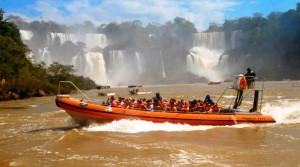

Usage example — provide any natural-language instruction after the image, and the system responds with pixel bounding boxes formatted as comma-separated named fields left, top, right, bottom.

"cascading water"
left=85, top=34, right=107, bottom=49
left=230, top=30, right=241, bottom=49
left=48, top=33, right=77, bottom=45
left=72, top=51, right=108, bottom=84
left=108, top=50, right=126, bottom=84
left=20, top=30, right=109, bottom=85
left=187, top=32, right=225, bottom=81
left=37, top=47, right=52, bottom=66
left=20, top=30, right=33, bottom=41
left=135, top=52, right=143, bottom=74
left=160, top=51, right=166, bottom=78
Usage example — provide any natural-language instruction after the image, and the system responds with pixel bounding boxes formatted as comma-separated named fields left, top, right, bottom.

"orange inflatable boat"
left=55, top=78, right=276, bottom=126
left=56, top=96, right=275, bottom=126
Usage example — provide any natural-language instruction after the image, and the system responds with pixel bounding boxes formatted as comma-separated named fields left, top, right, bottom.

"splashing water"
left=83, top=119, right=217, bottom=133
left=82, top=101, right=300, bottom=133
left=262, top=101, right=300, bottom=124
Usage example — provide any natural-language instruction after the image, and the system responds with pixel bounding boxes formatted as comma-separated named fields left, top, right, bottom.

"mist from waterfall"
left=19, top=28, right=238, bottom=85
left=72, top=51, right=108, bottom=84
left=187, top=32, right=225, bottom=81
left=37, top=47, right=52, bottom=66
left=20, top=30, right=108, bottom=85
left=20, top=30, right=33, bottom=41
left=107, top=50, right=147, bottom=85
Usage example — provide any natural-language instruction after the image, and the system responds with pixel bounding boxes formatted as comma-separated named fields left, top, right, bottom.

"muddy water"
left=1, top=81, right=300, bottom=166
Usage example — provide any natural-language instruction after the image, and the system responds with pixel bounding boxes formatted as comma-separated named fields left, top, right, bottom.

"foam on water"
left=83, top=119, right=217, bottom=133
left=262, top=101, right=300, bottom=124
left=82, top=100, right=300, bottom=133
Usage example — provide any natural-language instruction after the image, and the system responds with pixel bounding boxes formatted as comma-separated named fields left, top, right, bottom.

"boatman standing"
left=245, top=68, right=256, bottom=89
left=233, top=67, right=256, bottom=109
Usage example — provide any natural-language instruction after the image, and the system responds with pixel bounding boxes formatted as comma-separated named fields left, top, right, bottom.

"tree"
left=0, top=8, right=4, bottom=21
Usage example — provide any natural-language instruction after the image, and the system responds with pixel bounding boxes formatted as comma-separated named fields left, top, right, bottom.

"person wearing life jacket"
left=179, top=99, right=189, bottom=113
left=135, top=99, right=142, bottom=108
left=141, top=98, right=147, bottom=110
left=205, top=103, right=213, bottom=113
left=168, top=99, right=177, bottom=112
left=110, top=96, right=118, bottom=107
left=198, top=100, right=205, bottom=112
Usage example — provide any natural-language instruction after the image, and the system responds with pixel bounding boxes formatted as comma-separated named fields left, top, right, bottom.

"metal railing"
left=58, top=81, right=92, bottom=102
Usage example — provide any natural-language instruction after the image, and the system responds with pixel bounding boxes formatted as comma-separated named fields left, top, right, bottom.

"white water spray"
left=262, top=101, right=300, bottom=124
left=84, top=119, right=216, bottom=133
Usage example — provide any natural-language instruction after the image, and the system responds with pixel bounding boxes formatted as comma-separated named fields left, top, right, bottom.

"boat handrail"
left=58, top=81, right=92, bottom=102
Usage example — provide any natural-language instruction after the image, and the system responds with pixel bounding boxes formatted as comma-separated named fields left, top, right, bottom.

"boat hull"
left=56, top=97, right=276, bottom=126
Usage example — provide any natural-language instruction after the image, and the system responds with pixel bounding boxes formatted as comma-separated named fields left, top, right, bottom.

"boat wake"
left=83, top=100, right=300, bottom=133
left=262, top=101, right=300, bottom=124
left=83, top=119, right=218, bottom=133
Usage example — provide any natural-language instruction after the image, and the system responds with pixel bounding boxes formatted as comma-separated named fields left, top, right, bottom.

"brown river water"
left=1, top=81, right=300, bottom=166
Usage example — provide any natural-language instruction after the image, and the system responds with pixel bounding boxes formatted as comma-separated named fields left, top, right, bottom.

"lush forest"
left=0, top=9, right=97, bottom=100
left=217, top=3, right=300, bottom=80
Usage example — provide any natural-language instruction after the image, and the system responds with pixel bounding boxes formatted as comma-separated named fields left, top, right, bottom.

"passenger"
left=123, top=98, right=133, bottom=109
left=154, top=100, right=163, bottom=110
left=189, top=100, right=195, bottom=112
left=146, top=99, right=154, bottom=111
left=117, top=97, right=122, bottom=107
left=110, top=96, right=118, bottom=107
left=204, top=94, right=215, bottom=105
left=155, top=92, right=163, bottom=103
left=198, top=100, right=205, bottom=112
left=212, top=104, right=221, bottom=112
left=141, top=98, right=147, bottom=109
left=178, top=99, right=186, bottom=112
left=135, top=99, right=142, bottom=108
left=106, top=97, right=110, bottom=106
left=117, top=97, right=125, bottom=107
left=189, top=100, right=196, bottom=112
left=161, top=99, right=168, bottom=111
left=132, top=99, right=137, bottom=108
left=205, top=104, right=213, bottom=113
left=169, top=100, right=177, bottom=112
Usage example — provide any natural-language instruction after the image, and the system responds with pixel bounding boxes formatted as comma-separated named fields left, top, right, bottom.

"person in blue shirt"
left=204, top=94, right=215, bottom=105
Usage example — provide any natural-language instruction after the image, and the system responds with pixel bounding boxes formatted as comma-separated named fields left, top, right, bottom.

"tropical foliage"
left=0, top=9, right=96, bottom=100
left=220, top=3, right=300, bottom=79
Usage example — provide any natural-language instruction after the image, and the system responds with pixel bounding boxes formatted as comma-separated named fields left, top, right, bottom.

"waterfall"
left=19, top=30, right=109, bottom=84
left=48, top=33, right=107, bottom=49
left=231, top=30, right=241, bottom=49
left=72, top=51, right=108, bottom=85
left=187, top=32, right=225, bottom=81
left=193, top=32, right=225, bottom=50
left=187, top=47, right=222, bottom=81
left=85, top=34, right=107, bottom=49
left=37, top=47, right=52, bottom=66
left=135, top=52, right=143, bottom=74
left=48, top=33, right=77, bottom=45
left=20, top=30, right=33, bottom=41
left=160, top=51, right=166, bottom=78
left=108, top=50, right=125, bottom=75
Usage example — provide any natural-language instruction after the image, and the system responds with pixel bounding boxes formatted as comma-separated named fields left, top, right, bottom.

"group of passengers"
left=105, top=92, right=221, bottom=113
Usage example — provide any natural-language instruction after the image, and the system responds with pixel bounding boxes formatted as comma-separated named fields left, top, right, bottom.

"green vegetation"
left=0, top=9, right=96, bottom=100
left=218, top=3, right=300, bottom=79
